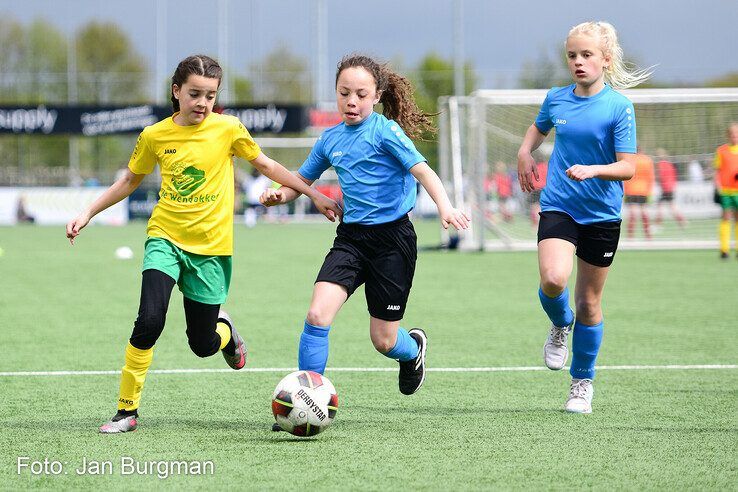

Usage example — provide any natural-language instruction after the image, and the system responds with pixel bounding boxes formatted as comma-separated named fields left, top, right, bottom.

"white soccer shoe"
left=99, top=413, right=138, bottom=433
left=543, top=322, right=572, bottom=370
left=565, top=378, right=594, bottom=414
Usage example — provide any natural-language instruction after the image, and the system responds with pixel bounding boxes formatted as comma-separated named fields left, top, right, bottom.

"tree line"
left=1, top=15, right=733, bottom=185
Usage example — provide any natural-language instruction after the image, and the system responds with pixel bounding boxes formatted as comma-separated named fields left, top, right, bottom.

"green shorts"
left=720, top=194, right=738, bottom=210
left=142, top=237, right=232, bottom=305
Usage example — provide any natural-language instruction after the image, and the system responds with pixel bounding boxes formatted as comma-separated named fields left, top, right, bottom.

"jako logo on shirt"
left=164, top=148, right=176, bottom=154
left=387, top=305, right=401, bottom=311
left=556, top=119, right=567, bottom=125
left=603, top=252, right=614, bottom=258
left=332, top=151, right=343, bottom=158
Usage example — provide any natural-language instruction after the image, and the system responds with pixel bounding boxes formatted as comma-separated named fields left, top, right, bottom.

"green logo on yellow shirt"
left=172, top=164, right=206, bottom=196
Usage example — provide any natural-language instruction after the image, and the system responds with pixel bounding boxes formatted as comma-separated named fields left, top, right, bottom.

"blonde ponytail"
left=568, top=21, right=653, bottom=89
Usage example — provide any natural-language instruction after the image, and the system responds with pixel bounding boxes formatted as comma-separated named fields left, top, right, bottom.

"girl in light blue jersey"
left=517, top=22, right=651, bottom=413
left=262, top=55, right=469, bottom=413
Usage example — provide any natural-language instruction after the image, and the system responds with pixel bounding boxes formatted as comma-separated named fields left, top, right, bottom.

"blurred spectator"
left=623, top=148, right=655, bottom=239
left=242, top=167, right=272, bottom=227
left=492, top=161, right=513, bottom=222
left=688, top=159, right=704, bottom=182
left=714, top=122, right=738, bottom=259
left=16, top=196, right=35, bottom=223
left=654, top=148, right=687, bottom=228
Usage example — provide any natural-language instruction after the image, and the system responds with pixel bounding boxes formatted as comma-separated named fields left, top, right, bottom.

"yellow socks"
left=719, top=220, right=731, bottom=254
left=215, top=322, right=231, bottom=350
left=117, top=342, right=154, bottom=412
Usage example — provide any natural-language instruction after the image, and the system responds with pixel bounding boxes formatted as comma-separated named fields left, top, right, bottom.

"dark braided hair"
left=335, top=54, right=435, bottom=140
left=170, top=55, right=222, bottom=112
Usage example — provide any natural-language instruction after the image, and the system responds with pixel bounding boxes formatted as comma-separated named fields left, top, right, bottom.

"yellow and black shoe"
left=219, top=310, right=246, bottom=370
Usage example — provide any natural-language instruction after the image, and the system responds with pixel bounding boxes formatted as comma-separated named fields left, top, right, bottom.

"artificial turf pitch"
left=1, top=221, right=736, bottom=489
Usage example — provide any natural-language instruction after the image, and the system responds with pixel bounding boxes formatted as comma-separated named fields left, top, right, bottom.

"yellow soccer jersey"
left=128, top=112, right=261, bottom=255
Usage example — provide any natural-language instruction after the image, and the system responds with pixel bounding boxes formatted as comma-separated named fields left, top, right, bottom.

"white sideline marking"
left=0, top=364, right=735, bottom=377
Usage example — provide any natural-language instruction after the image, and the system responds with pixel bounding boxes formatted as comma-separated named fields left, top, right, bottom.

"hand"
left=259, top=188, right=285, bottom=207
left=66, top=213, right=91, bottom=245
left=311, top=193, right=343, bottom=222
left=566, top=164, right=598, bottom=182
left=517, top=152, right=539, bottom=192
left=440, top=207, right=471, bottom=231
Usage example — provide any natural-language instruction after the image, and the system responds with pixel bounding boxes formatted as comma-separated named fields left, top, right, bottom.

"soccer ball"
left=271, top=370, right=338, bottom=437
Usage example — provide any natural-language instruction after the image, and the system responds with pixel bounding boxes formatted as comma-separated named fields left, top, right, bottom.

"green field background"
left=1, top=221, right=736, bottom=490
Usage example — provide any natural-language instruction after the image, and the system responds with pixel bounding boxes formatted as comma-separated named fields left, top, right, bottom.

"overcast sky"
left=3, top=0, right=737, bottom=102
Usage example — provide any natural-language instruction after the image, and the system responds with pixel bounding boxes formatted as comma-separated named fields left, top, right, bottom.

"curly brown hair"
left=335, top=54, right=435, bottom=140
left=171, top=55, right=222, bottom=112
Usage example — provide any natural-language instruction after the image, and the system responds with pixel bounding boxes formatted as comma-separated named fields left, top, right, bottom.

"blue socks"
left=539, top=287, right=574, bottom=328
left=569, top=320, right=604, bottom=380
left=298, top=321, right=330, bottom=374
left=384, top=328, right=419, bottom=362
left=298, top=322, right=419, bottom=372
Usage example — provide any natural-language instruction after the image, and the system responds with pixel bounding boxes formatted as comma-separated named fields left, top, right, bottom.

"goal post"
left=439, top=88, right=738, bottom=251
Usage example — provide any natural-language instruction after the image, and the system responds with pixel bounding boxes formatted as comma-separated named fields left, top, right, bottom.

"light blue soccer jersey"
left=299, top=111, right=426, bottom=224
left=535, top=84, right=637, bottom=224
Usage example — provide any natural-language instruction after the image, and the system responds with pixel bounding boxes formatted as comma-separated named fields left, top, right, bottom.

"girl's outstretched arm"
left=259, top=173, right=313, bottom=207
left=66, top=169, right=145, bottom=245
left=250, top=153, right=342, bottom=222
left=410, top=161, right=470, bottom=231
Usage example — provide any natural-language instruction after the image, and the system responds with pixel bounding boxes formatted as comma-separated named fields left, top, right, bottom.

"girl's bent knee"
left=371, top=336, right=395, bottom=354
left=540, top=275, right=567, bottom=295
left=306, top=308, right=333, bottom=328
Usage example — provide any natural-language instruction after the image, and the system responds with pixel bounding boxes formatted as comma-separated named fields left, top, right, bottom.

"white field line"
left=0, top=364, right=735, bottom=377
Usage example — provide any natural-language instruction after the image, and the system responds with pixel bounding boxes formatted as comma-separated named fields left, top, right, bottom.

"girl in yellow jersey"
left=65, top=55, right=342, bottom=433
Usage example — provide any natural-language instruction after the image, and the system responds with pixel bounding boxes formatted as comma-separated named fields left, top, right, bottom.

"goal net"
left=438, top=88, right=738, bottom=251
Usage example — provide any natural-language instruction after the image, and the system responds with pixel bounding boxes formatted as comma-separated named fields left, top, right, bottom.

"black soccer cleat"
left=398, top=328, right=427, bottom=395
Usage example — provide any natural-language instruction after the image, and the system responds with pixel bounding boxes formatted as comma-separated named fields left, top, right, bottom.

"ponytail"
left=336, top=54, right=436, bottom=140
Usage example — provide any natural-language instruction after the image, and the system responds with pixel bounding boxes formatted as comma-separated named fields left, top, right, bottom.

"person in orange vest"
left=714, top=122, right=738, bottom=259
left=623, top=147, right=655, bottom=239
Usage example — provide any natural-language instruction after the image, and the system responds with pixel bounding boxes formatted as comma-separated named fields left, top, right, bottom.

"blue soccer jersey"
left=299, top=111, right=426, bottom=224
left=535, top=84, right=637, bottom=224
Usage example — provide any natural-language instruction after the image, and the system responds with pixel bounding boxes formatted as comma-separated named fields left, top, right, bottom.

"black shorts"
left=538, top=211, right=621, bottom=267
left=316, top=215, right=417, bottom=321
left=624, top=195, right=648, bottom=204
left=659, top=191, right=674, bottom=202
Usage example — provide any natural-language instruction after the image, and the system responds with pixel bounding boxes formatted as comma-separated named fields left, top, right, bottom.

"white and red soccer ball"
left=271, top=370, right=338, bottom=437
